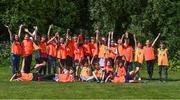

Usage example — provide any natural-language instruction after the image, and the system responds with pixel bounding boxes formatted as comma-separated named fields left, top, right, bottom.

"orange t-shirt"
left=83, top=43, right=91, bottom=55
left=117, top=44, right=124, bottom=56
left=117, top=66, right=126, bottom=77
left=90, top=43, right=99, bottom=57
left=158, top=48, right=168, bottom=66
left=38, top=42, right=47, bottom=54
left=47, top=42, right=56, bottom=57
left=123, top=45, right=133, bottom=62
left=66, top=40, right=76, bottom=57
left=19, top=73, right=33, bottom=81
left=105, top=65, right=114, bottom=72
left=74, top=47, right=84, bottom=62
left=58, top=74, right=75, bottom=82
left=22, top=39, right=33, bottom=55
left=11, top=41, right=21, bottom=55
left=98, top=45, right=106, bottom=58
left=134, top=48, right=144, bottom=64
left=109, top=46, right=117, bottom=59
left=143, top=46, right=155, bottom=61
left=57, top=44, right=67, bottom=59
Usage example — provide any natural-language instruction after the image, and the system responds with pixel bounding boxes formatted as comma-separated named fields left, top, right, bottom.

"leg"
left=158, top=65, right=162, bottom=81
left=146, top=61, right=151, bottom=80
left=47, top=56, right=52, bottom=74
left=149, top=60, right=154, bottom=79
left=164, top=66, right=168, bottom=81
left=11, top=55, right=16, bottom=75
left=53, top=57, right=56, bottom=74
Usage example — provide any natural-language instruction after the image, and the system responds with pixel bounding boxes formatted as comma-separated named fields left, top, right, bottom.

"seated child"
left=80, top=60, right=94, bottom=82
left=104, top=59, right=114, bottom=83
left=112, top=59, right=126, bottom=83
left=58, top=68, right=75, bottom=82
left=92, top=63, right=105, bottom=83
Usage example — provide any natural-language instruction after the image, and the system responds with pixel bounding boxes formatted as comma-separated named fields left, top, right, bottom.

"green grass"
left=0, top=59, right=180, bottom=99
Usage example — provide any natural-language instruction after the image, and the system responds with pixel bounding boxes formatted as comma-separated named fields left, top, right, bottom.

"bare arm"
left=47, top=24, right=53, bottom=40
left=18, top=24, right=23, bottom=38
left=152, top=33, right=161, bottom=46
left=133, top=34, right=137, bottom=48
left=47, top=32, right=58, bottom=44
left=9, top=74, right=16, bottom=82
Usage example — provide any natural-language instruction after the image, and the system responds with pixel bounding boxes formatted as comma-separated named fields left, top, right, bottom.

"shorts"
left=58, top=59, right=66, bottom=67
left=74, top=60, right=80, bottom=67
left=134, top=62, right=141, bottom=68
left=99, top=58, right=105, bottom=67
left=66, top=55, right=73, bottom=67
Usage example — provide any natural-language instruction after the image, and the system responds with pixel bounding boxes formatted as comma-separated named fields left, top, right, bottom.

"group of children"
left=6, top=24, right=169, bottom=83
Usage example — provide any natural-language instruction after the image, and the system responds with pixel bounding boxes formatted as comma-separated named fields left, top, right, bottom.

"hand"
left=19, top=24, right=24, bottom=28
left=158, top=32, right=161, bottom=36
left=33, top=26, right=38, bottom=30
left=24, top=28, right=29, bottom=33
left=4, top=25, right=9, bottom=28
left=55, top=32, right=59, bottom=37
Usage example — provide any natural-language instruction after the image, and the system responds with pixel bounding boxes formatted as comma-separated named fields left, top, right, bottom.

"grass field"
left=0, top=59, right=180, bottom=99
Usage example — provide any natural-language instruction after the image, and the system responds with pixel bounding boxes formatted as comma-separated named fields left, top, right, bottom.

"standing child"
left=157, top=41, right=168, bottom=82
left=47, top=25, right=58, bottom=74
left=143, top=33, right=160, bottom=80
left=74, top=37, right=84, bottom=77
left=5, top=25, right=23, bottom=75
left=133, top=34, right=144, bottom=80
left=57, top=37, right=67, bottom=74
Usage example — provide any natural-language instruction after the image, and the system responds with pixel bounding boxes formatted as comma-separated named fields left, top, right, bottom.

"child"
left=157, top=41, right=168, bottom=82
left=133, top=34, right=144, bottom=80
left=38, top=35, right=48, bottom=75
left=92, top=63, right=105, bottom=83
left=47, top=25, right=58, bottom=74
left=21, top=33, right=33, bottom=73
left=10, top=71, right=55, bottom=81
left=5, top=25, right=23, bottom=75
left=57, top=37, right=67, bottom=74
left=112, top=59, right=126, bottom=83
left=123, top=38, right=133, bottom=73
left=58, top=68, right=75, bottom=82
left=80, top=60, right=94, bottom=82
left=143, top=33, right=160, bottom=80
left=104, top=59, right=114, bottom=83
left=74, top=38, right=84, bottom=77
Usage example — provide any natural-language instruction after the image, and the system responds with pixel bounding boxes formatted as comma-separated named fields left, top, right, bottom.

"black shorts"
left=58, top=59, right=66, bottom=67
left=66, top=55, right=73, bottom=67
left=134, top=62, right=141, bottom=67
left=35, top=50, right=43, bottom=64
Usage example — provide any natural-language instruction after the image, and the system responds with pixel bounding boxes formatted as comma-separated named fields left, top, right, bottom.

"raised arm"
left=47, top=24, right=53, bottom=40
left=4, top=25, right=13, bottom=41
left=111, top=31, right=114, bottom=40
left=133, top=34, right=137, bottom=48
left=47, top=32, right=58, bottom=44
left=24, top=28, right=34, bottom=37
left=152, top=33, right=161, bottom=46
left=18, top=24, right=24, bottom=38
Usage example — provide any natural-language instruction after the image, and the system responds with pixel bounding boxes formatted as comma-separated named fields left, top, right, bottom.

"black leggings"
left=32, top=73, right=55, bottom=81
left=146, top=60, right=154, bottom=80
